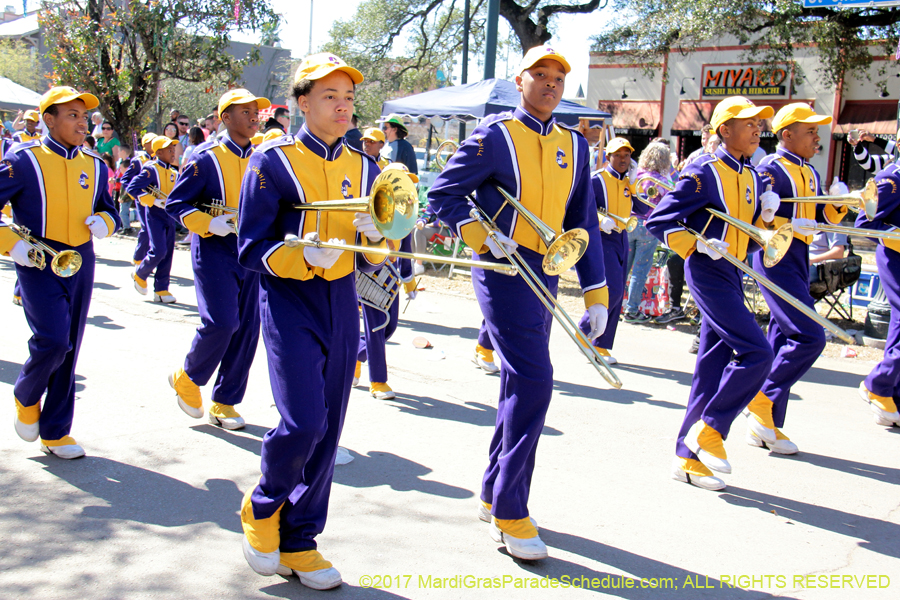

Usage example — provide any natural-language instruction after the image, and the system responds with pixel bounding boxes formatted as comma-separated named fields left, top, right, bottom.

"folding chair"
left=809, top=243, right=862, bottom=321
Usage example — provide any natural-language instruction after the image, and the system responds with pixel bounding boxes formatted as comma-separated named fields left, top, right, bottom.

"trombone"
left=598, top=208, right=638, bottom=233
left=633, top=184, right=854, bottom=344
left=779, top=178, right=878, bottom=221
left=7, top=223, right=82, bottom=277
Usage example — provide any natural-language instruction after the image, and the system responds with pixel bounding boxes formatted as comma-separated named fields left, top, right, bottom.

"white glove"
left=154, top=197, right=166, bottom=209
left=829, top=177, right=849, bottom=197
left=208, top=214, right=236, bottom=237
left=84, top=215, right=109, bottom=239
left=302, top=232, right=344, bottom=269
left=587, top=304, right=609, bottom=341
left=760, top=190, right=780, bottom=222
left=696, top=238, right=729, bottom=260
left=485, top=231, right=518, bottom=259
left=353, top=212, right=383, bottom=242
left=9, top=239, right=36, bottom=267
left=599, top=215, right=616, bottom=234
left=791, top=217, right=817, bottom=237
left=406, top=290, right=417, bottom=301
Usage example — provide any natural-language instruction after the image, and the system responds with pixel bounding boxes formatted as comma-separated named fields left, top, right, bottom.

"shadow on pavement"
left=553, top=379, right=684, bottom=410
left=400, top=320, right=480, bottom=342
left=612, top=363, right=694, bottom=387
left=333, top=450, right=474, bottom=499
left=0, top=358, right=22, bottom=385
left=795, top=451, right=900, bottom=486
left=389, top=392, right=562, bottom=435
left=92, top=281, right=120, bottom=290
left=260, top=578, right=409, bottom=599
left=720, top=486, right=900, bottom=560
left=94, top=256, right=137, bottom=269
left=803, top=366, right=864, bottom=389
left=28, top=455, right=242, bottom=533
left=87, top=314, right=125, bottom=330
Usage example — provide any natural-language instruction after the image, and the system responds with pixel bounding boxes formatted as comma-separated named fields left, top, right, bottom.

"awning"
left=597, top=101, right=659, bottom=134
left=835, top=101, right=898, bottom=137
left=671, top=99, right=815, bottom=136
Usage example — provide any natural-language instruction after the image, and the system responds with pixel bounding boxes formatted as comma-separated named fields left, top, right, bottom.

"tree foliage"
left=591, top=1, right=900, bottom=92
left=39, top=0, right=279, bottom=140
left=0, top=39, right=44, bottom=93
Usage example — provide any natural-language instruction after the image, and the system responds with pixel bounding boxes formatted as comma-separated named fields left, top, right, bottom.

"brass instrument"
left=636, top=175, right=793, bottom=268
left=633, top=187, right=854, bottom=344
left=200, top=200, right=238, bottom=232
left=779, top=178, right=878, bottom=221
left=598, top=208, right=638, bottom=233
left=435, top=140, right=457, bottom=169
left=8, top=223, right=82, bottom=277
left=146, top=185, right=167, bottom=208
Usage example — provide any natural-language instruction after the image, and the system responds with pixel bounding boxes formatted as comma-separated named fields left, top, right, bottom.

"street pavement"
left=0, top=235, right=897, bottom=599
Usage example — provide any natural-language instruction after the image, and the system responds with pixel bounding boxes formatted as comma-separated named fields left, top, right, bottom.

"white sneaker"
left=478, top=504, right=537, bottom=528
left=276, top=564, right=343, bottom=590
left=472, top=353, right=500, bottom=373
left=746, top=429, right=799, bottom=455
left=14, top=416, right=39, bottom=442
left=684, top=420, right=732, bottom=474
left=414, top=263, right=425, bottom=276
left=671, top=458, right=725, bottom=491
left=208, top=411, right=245, bottom=430
left=242, top=536, right=280, bottom=576
left=489, top=522, right=548, bottom=560
left=742, top=408, right=777, bottom=444
left=153, top=292, right=177, bottom=304
left=41, top=442, right=86, bottom=459
left=858, top=383, right=900, bottom=426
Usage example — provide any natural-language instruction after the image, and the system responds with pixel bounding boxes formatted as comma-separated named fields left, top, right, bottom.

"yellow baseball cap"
left=771, top=103, right=832, bottom=134
left=361, top=127, right=385, bottom=143
left=384, top=162, right=419, bottom=183
left=39, top=86, right=100, bottom=115
left=217, top=89, right=271, bottom=118
left=151, top=136, right=177, bottom=153
left=23, top=110, right=40, bottom=122
left=518, top=45, right=571, bottom=75
left=293, top=53, right=363, bottom=86
left=606, top=137, right=634, bottom=154
left=710, top=97, right=774, bottom=132
left=141, top=133, right=158, bottom=146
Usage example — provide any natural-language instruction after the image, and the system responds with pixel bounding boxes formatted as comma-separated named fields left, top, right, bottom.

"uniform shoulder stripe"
left=9, top=139, right=41, bottom=154
left=82, top=147, right=102, bottom=160
left=257, top=134, right=296, bottom=154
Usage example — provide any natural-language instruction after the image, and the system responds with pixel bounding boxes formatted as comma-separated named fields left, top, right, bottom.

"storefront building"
left=588, top=37, right=899, bottom=187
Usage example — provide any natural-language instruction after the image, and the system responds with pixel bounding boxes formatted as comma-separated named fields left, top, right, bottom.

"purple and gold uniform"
left=577, top=162, right=634, bottom=351
left=646, top=145, right=775, bottom=464
left=752, top=146, right=847, bottom=433
left=165, top=133, right=260, bottom=411
left=854, top=163, right=900, bottom=426
left=237, top=124, right=386, bottom=553
left=0, top=134, right=120, bottom=445
left=12, top=130, right=41, bottom=145
left=128, top=151, right=179, bottom=295
left=429, top=104, right=608, bottom=524
left=121, top=150, right=152, bottom=264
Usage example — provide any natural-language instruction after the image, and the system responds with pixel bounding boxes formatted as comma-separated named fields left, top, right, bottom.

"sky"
left=232, top=0, right=613, bottom=97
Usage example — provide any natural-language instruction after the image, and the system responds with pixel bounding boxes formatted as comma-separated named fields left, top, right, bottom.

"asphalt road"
left=0, top=235, right=897, bottom=599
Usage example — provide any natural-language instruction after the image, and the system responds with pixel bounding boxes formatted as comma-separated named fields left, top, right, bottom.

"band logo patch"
left=342, top=175, right=353, bottom=199
left=78, top=171, right=89, bottom=190
left=745, top=186, right=752, bottom=204
left=556, top=147, right=568, bottom=169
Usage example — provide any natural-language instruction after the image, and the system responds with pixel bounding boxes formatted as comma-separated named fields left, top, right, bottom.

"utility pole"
left=459, top=0, right=470, bottom=142
left=308, top=0, right=314, bottom=55
left=484, top=0, right=499, bottom=79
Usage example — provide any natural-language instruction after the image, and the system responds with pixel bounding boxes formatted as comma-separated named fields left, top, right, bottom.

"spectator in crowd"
left=90, top=111, right=104, bottom=138
left=205, top=112, right=222, bottom=142
left=162, top=122, right=183, bottom=162
left=382, top=114, right=417, bottom=174
left=96, top=121, right=120, bottom=155
left=83, top=135, right=96, bottom=150
left=344, top=113, right=363, bottom=151
left=176, top=115, right=191, bottom=147
left=848, top=129, right=897, bottom=173
left=274, top=106, right=291, bottom=132
left=705, top=133, right=721, bottom=154
left=180, top=126, right=206, bottom=169
left=623, top=142, right=670, bottom=323
left=115, top=145, right=136, bottom=233
left=169, top=108, right=180, bottom=123
left=681, top=124, right=712, bottom=169
left=809, top=231, right=848, bottom=282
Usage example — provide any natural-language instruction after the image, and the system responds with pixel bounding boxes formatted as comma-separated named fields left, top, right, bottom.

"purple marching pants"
left=358, top=296, right=399, bottom=384
left=578, top=229, right=628, bottom=349
left=135, top=205, right=174, bottom=293
left=183, top=234, right=260, bottom=406
left=133, top=203, right=150, bottom=264
left=250, top=274, right=357, bottom=552
left=752, top=240, right=825, bottom=427
left=865, top=246, right=900, bottom=399
left=477, top=320, right=493, bottom=351
left=475, top=248, right=556, bottom=521
left=676, top=253, right=774, bottom=460
left=14, top=239, right=95, bottom=442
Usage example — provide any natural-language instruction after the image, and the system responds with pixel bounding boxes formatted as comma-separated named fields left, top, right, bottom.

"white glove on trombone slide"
left=302, top=232, right=344, bottom=269
left=485, top=231, right=518, bottom=259
left=760, top=190, right=780, bottom=222
left=599, top=215, right=616, bottom=234
left=353, top=212, right=383, bottom=242
left=207, top=214, right=236, bottom=237
left=587, top=304, right=609, bottom=341
left=829, top=177, right=849, bottom=197
left=791, top=217, right=817, bottom=237
left=9, top=239, right=36, bottom=268
left=696, top=238, right=729, bottom=261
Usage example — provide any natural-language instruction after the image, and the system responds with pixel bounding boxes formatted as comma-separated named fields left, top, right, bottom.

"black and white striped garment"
left=853, top=139, right=897, bottom=172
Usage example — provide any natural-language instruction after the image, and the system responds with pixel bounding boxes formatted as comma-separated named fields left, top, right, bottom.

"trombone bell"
left=543, top=229, right=589, bottom=276
left=706, top=209, right=793, bottom=268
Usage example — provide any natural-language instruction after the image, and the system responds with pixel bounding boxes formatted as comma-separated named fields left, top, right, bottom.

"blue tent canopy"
left=381, top=78, right=610, bottom=127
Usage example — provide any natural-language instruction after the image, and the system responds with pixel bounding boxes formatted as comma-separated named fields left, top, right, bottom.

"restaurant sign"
left=701, top=64, right=789, bottom=97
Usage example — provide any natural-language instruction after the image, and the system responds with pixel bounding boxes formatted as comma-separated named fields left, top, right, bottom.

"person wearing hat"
left=236, top=52, right=387, bottom=590
left=12, top=110, right=42, bottom=144
left=0, top=86, right=121, bottom=459
left=852, top=161, right=900, bottom=429
left=646, top=96, right=779, bottom=491
left=747, top=104, right=848, bottom=454
left=360, top=127, right=389, bottom=168
left=128, top=135, right=180, bottom=304
left=165, top=89, right=270, bottom=430
left=122, top=133, right=157, bottom=266
left=355, top=162, right=418, bottom=399
left=382, top=114, right=417, bottom=175
left=429, top=45, right=609, bottom=561
left=576, top=137, right=634, bottom=364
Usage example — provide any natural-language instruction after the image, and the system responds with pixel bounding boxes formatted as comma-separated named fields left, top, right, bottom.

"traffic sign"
left=803, top=0, right=900, bottom=7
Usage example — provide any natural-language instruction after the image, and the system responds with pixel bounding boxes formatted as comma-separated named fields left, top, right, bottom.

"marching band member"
left=128, top=136, right=179, bottom=303
left=645, top=96, right=777, bottom=491
left=121, top=133, right=157, bottom=266
left=854, top=161, right=900, bottom=429
left=165, top=90, right=270, bottom=429
left=0, top=87, right=120, bottom=458
left=429, top=46, right=609, bottom=561
left=236, top=53, right=387, bottom=590
left=361, top=128, right=389, bottom=168
left=12, top=110, right=42, bottom=144
left=356, top=162, right=417, bottom=399
left=473, top=321, right=500, bottom=373
left=577, top=137, right=635, bottom=365
left=748, top=104, right=847, bottom=453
